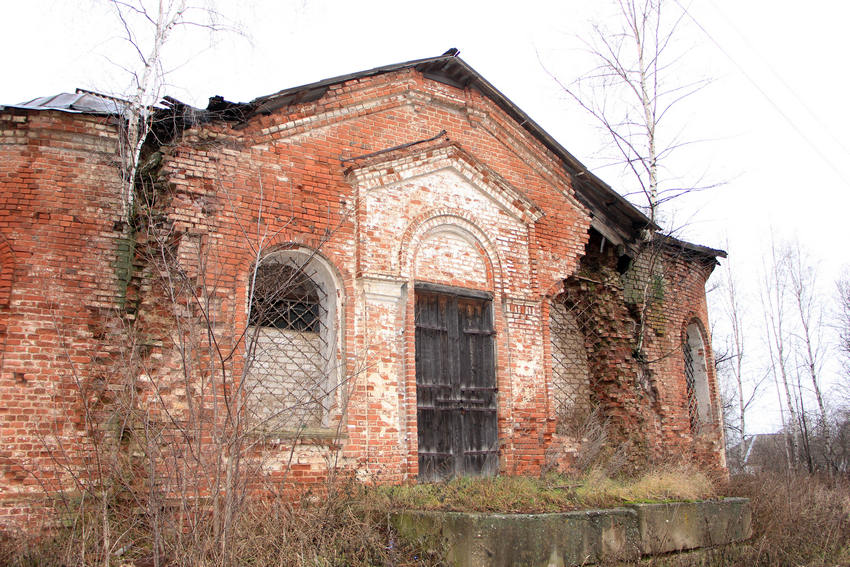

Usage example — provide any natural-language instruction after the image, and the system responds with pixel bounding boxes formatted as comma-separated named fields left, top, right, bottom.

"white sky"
left=2, top=0, right=848, bottom=434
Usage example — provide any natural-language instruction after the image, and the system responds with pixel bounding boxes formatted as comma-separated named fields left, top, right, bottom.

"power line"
left=706, top=0, right=850, bottom=161
left=674, top=0, right=850, bottom=188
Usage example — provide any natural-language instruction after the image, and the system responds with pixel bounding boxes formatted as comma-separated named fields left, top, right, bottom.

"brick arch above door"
left=408, top=219, right=496, bottom=292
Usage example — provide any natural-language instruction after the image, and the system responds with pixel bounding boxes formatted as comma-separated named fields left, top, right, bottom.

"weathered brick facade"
left=0, top=54, right=725, bottom=528
left=0, top=107, right=128, bottom=522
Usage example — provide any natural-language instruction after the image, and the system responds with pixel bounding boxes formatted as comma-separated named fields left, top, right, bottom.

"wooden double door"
left=414, top=284, right=498, bottom=481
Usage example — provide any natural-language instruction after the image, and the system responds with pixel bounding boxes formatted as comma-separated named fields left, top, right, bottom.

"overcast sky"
left=3, top=0, right=848, bottom=433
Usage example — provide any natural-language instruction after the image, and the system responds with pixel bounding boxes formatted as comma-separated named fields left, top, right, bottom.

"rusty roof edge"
left=658, top=233, right=728, bottom=259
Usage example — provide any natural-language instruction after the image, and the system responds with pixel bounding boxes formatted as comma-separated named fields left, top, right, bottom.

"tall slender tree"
left=106, top=0, right=235, bottom=217
left=551, top=0, right=711, bottom=227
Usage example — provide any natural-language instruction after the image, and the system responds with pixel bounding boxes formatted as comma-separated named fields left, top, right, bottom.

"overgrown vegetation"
left=2, top=470, right=848, bottom=566
left=0, top=480, right=442, bottom=567
left=649, top=472, right=850, bottom=567
left=0, top=467, right=711, bottom=566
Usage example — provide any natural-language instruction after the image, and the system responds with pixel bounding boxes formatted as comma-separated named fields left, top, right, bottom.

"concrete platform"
left=391, top=498, right=751, bottom=566
left=630, top=498, right=752, bottom=554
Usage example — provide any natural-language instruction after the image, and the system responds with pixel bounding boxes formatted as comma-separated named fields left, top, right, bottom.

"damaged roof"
left=4, top=52, right=726, bottom=257
left=3, top=89, right=135, bottom=117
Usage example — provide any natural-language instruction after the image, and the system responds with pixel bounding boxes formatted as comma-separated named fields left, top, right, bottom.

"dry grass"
left=645, top=472, right=850, bottom=567
left=720, top=472, right=850, bottom=567
left=0, top=482, right=442, bottom=567
left=576, top=466, right=715, bottom=507
left=373, top=474, right=580, bottom=514
left=221, top=483, right=442, bottom=567
left=374, top=465, right=716, bottom=514
left=3, top=470, right=847, bottom=567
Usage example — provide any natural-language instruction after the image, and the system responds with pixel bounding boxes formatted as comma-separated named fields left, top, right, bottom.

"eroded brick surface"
left=0, top=109, right=128, bottom=526
left=0, top=65, right=724, bottom=528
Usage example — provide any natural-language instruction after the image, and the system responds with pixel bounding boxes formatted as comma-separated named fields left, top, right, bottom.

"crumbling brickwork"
left=546, top=231, right=725, bottom=472
left=0, top=54, right=725, bottom=528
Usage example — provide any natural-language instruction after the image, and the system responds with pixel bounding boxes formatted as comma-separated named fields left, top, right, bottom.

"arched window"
left=549, top=295, right=592, bottom=433
left=245, top=248, right=340, bottom=432
left=683, top=321, right=712, bottom=433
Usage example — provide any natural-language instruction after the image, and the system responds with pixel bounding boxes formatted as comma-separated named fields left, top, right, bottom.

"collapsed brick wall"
left=551, top=262, right=654, bottom=470
left=546, top=230, right=724, bottom=472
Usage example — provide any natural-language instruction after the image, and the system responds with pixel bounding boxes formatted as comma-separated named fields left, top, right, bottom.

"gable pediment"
left=343, top=141, right=543, bottom=224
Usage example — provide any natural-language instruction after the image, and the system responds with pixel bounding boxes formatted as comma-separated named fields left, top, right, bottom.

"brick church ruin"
left=0, top=52, right=725, bottom=526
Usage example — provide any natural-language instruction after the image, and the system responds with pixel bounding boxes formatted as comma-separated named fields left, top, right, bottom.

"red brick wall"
left=643, top=246, right=726, bottom=469
left=143, top=69, right=597, bottom=482
left=0, top=108, right=127, bottom=524
left=0, top=68, right=725, bottom=528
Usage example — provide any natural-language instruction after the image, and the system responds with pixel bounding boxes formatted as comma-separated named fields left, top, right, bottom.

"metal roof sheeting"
left=2, top=90, right=132, bottom=116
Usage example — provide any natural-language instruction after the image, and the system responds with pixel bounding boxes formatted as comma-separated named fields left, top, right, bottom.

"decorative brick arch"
left=238, top=241, right=347, bottom=320
left=398, top=209, right=504, bottom=292
left=0, top=234, right=15, bottom=308
left=234, top=233, right=350, bottom=313
left=238, top=231, right=342, bottom=268
left=680, top=313, right=709, bottom=344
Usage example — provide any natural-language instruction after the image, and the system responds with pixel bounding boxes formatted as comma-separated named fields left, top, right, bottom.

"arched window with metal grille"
left=245, top=248, right=341, bottom=432
left=549, top=294, right=593, bottom=434
left=683, top=320, right=712, bottom=433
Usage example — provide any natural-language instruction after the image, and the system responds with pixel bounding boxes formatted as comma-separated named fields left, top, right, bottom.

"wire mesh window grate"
left=549, top=293, right=594, bottom=435
left=683, top=330, right=701, bottom=434
left=246, top=257, right=335, bottom=431
left=250, top=264, right=325, bottom=334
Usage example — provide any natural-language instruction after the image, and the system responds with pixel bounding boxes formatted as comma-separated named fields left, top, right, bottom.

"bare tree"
left=105, top=0, right=235, bottom=217
left=37, top=5, right=237, bottom=563
left=549, top=0, right=711, bottom=227
left=718, top=255, right=766, bottom=469
left=787, top=242, right=831, bottom=468
left=546, top=0, right=721, bottom=381
left=761, top=238, right=799, bottom=470
left=88, top=4, right=239, bottom=563
left=758, top=236, right=845, bottom=473
left=838, top=271, right=850, bottom=380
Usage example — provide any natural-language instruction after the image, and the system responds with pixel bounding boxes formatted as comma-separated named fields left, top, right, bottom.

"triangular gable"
left=344, top=141, right=543, bottom=225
